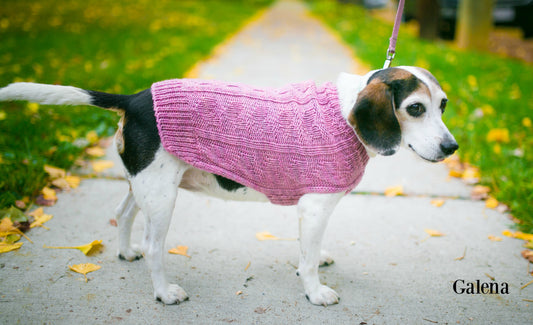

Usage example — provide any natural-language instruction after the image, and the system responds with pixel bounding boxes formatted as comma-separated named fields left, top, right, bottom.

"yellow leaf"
left=0, top=217, right=32, bottom=243
left=65, top=175, right=81, bottom=189
left=42, top=186, right=57, bottom=201
left=30, top=213, right=53, bottom=229
left=69, top=263, right=101, bottom=282
left=44, top=165, right=66, bottom=179
left=523, top=117, right=532, bottom=128
left=91, top=160, right=114, bottom=173
left=461, top=166, right=480, bottom=181
left=448, top=169, right=463, bottom=178
left=384, top=185, right=403, bottom=197
left=0, top=110, right=6, bottom=120
left=430, top=199, right=445, bottom=207
left=502, top=230, right=533, bottom=242
left=86, top=130, right=99, bottom=144
left=485, top=197, right=499, bottom=209
left=86, top=146, right=106, bottom=157
left=44, top=239, right=104, bottom=256
left=424, top=229, right=445, bottom=237
left=168, top=245, right=190, bottom=257
left=488, top=235, right=502, bottom=242
left=51, top=178, right=70, bottom=190
left=0, top=242, right=23, bottom=254
left=256, top=231, right=280, bottom=241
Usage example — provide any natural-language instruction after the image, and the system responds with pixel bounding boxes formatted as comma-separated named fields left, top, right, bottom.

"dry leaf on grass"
left=85, top=146, right=106, bottom=157
left=44, top=239, right=104, bottom=256
left=44, top=165, right=66, bottom=179
left=42, top=186, right=57, bottom=201
left=91, top=160, right=114, bottom=173
left=69, top=263, right=101, bottom=282
left=384, top=185, right=403, bottom=197
left=168, top=245, right=190, bottom=257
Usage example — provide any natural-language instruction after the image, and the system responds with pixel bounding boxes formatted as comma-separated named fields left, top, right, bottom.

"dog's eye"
left=406, top=103, right=425, bottom=117
left=440, top=98, right=448, bottom=113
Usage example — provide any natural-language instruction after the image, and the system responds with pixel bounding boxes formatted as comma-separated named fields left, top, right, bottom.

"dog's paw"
left=306, top=285, right=340, bottom=306
left=155, top=284, right=189, bottom=305
left=118, top=245, right=143, bottom=262
left=319, top=250, right=334, bottom=267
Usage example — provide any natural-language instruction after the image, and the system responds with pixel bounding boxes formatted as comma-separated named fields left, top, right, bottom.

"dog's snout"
left=440, top=140, right=459, bottom=156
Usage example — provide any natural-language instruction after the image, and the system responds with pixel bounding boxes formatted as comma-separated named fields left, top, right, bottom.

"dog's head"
left=348, top=66, right=458, bottom=162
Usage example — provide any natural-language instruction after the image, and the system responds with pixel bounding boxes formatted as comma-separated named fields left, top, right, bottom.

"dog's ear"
left=348, top=68, right=418, bottom=156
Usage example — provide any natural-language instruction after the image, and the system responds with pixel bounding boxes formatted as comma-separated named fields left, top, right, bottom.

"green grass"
left=305, top=0, right=533, bottom=231
left=0, top=0, right=273, bottom=209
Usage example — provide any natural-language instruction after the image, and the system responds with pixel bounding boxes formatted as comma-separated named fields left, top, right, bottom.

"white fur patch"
left=0, top=82, right=92, bottom=106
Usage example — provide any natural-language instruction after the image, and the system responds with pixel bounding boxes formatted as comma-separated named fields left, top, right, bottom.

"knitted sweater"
left=152, top=79, right=369, bottom=205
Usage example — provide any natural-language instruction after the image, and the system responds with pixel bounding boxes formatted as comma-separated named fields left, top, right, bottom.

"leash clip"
left=383, top=49, right=395, bottom=69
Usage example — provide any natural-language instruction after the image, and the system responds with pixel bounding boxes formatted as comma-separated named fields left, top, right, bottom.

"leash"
left=383, top=0, right=405, bottom=69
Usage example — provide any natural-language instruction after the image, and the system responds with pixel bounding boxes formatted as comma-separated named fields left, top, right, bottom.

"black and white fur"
left=0, top=67, right=458, bottom=306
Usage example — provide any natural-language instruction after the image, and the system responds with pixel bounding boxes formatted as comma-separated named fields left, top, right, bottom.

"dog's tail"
left=0, top=82, right=132, bottom=111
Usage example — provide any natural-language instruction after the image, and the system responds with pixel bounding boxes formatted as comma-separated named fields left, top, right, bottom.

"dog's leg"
left=297, top=192, right=343, bottom=306
left=116, top=191, right=142, bottom=261
left=130, top=149, right=189, bottom=304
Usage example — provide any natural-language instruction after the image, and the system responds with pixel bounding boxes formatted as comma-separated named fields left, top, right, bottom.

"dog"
left=0, top=66, right=458, bottom=306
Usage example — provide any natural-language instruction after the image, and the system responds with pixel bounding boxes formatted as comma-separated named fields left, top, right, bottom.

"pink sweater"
left=152, top=79, right=369, bottom=205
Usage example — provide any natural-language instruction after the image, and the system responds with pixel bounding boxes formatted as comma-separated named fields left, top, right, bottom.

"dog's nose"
left=440, top=141, right=459, bottom=155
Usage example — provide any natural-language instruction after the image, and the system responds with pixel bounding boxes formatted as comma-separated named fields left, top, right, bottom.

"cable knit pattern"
left=152, top=79, right=369, bottom=205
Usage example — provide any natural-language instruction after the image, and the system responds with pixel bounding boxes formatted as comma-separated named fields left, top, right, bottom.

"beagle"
left=0, top=66, right=458, bottom=306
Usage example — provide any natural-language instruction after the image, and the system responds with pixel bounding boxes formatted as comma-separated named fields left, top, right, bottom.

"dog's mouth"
left=408, top=144, right=445, bottom=163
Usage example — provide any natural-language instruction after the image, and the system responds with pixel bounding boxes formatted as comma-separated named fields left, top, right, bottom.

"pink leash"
left=383, top=0, right=405, bottom=68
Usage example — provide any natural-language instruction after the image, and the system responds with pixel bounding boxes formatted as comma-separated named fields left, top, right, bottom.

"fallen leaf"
left=524, top=241, right=533, bottom=249
left=86, top=146, right=106, bottom=157
left=65, top=175, right=81, bottom=189
left=42, top=186, right=57, bottom=201
left=51, top=175, right=81, bottom=190
left=455, top=247, right=467, bottom=261
left=521, top=250, right=533, bottom=263
left=235, top=290, right=243, bottom=296
left=485, top=197, right=499, bottom=209
left=44, top=165, right=66, bottom=179
left=448, top=169, right=463, bottom=178
left=86, top=130, right=99, bottom=144
left=109, top=219, right=118, bottom=227
left=0, top=217, right=32, bottom=243
left=384, top=185, right=403, bottom=197
left=256, top=231, right=279, bottom=241
left=488, top=235, right=502, bottom=242
left=0, top=242, right=23, bottom=254
left=30, top=212, right=53, bottom=229
left=461, top=166, right=480, bottom=184
left=44, top=239, right=104, bottom=256
left=168, top=245, right=190, bottom=257
left=502, top=230, right=533, bottom=242
left=244, top=261, right=251, bottom=271
left=91, top=160, right=114, bottom=173
left=430, top=199, right=445, bottom=207
left=69, top=263, right=101, bottom=282
left=471, top=185, right=491, bottom=200
left=425, top=229, right=445, bottom=237
left=255, top=231, right=295, bottom=241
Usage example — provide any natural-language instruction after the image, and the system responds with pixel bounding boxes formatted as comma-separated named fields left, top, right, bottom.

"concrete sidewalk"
left=1, top=0, right=531, bottom=323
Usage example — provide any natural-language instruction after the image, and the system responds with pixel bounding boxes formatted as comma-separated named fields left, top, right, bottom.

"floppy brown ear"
left=349, top=78, right=401, bottom=156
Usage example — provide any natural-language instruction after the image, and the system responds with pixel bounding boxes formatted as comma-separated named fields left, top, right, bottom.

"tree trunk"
left=456, top=0, right=494, bottom=50
left=417, top=0, right=440, bottom=40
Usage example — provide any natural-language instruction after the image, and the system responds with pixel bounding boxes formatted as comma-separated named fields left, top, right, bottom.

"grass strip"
left=305, top=0, right=533, bottom=231
left=0, top=0, right=273, bottom=208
